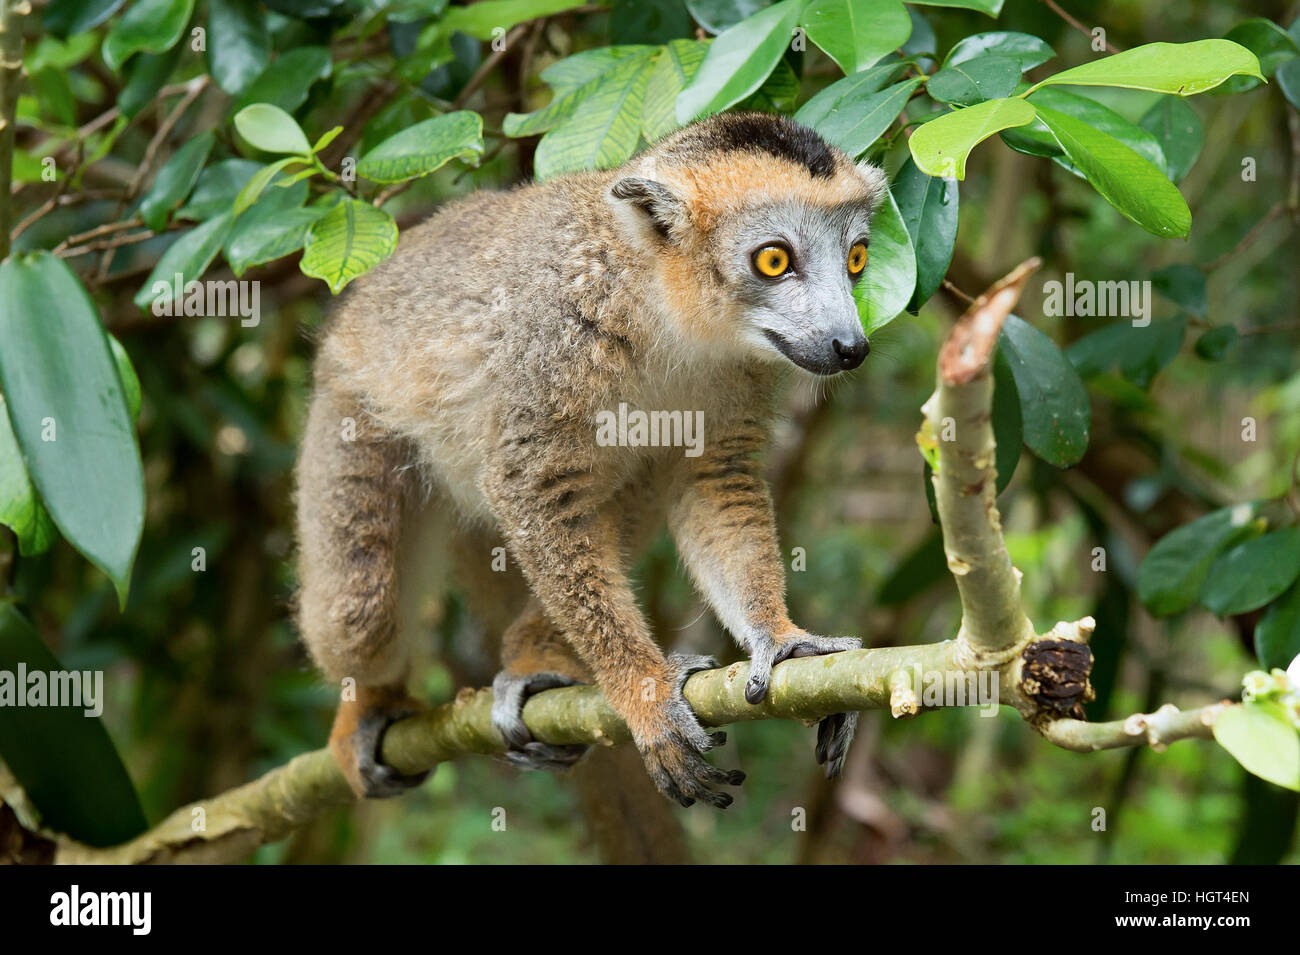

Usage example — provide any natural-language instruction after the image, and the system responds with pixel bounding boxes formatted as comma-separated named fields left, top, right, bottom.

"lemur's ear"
left=608, top=177, right=688, bottom=246
left=854, top=161, right=888, bottom=209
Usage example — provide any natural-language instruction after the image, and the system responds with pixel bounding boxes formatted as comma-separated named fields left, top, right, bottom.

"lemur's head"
left=608, top=112, right=886, bottom=376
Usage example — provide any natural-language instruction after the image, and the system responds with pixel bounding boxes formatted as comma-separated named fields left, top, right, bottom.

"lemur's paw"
left=743, top=631, right=862, bottom=705
left=332, top=705, right=431, bottom=799
left=491, top=670, right=588, bottom=773
left=815, top=709, right=858, bottom=778
left=637, top=653, right=745, bottom=810
left=742, top=631, right=862, bottom=777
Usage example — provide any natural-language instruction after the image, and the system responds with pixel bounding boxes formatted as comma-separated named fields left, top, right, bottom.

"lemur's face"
left=714, top=198, right=876, bottom=376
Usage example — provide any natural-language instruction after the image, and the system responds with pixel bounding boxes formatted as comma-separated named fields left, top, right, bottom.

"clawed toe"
left=351, top=709, right=431, bottom=798
left=491, top=670, right=589, bottom=772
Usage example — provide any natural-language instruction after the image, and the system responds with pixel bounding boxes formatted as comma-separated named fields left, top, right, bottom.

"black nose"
left=832, top=337, right=869, bottom=370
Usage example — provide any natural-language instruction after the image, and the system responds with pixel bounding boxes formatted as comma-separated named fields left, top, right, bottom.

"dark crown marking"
left=677, top=113, right=837, bottom=179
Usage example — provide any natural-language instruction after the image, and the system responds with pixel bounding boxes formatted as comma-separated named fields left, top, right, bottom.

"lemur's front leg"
left=485, top=425, right=744, bottom=808
left=669, top=424, right=862, bottom=777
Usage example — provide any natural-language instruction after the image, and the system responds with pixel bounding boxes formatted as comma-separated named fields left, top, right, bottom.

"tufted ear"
left=607, top=176, right=689, bottom=246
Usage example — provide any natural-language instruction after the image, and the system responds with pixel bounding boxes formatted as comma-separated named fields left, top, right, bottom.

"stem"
left=0, top=0, right=28, bottom=262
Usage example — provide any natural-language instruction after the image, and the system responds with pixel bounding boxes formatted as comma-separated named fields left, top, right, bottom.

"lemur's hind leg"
left=491, top=600, right=590, bottom=772
left=296, top=387, right=429, bottom=798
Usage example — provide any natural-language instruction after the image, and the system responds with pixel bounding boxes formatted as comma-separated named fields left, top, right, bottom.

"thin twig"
left=1041, top=0, right=1121, bottom=55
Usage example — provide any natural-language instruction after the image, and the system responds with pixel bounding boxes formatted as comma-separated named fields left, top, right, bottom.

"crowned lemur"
left=296, top=112, right=885, bottom=808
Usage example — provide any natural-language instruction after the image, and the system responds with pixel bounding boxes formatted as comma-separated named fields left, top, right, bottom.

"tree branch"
left=39, top=260, right=1239, bottom=864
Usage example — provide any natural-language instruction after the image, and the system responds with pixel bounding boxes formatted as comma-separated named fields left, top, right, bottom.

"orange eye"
left=753, top=244, right=791, bottom=277
left=847, top=242, right=868, bottom=275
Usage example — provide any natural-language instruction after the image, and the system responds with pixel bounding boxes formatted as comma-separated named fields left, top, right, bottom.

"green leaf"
left=234, top=47, right=332, bottom=115
left=356, top=111, right=484, bottom=184
left=0, top=396, right=57, bottom=556
left=998, top=315, right=1090, bottom=467
left=676, top=0, right=806, bottom=123
left=235, top=103, right=312, bottom=156
left=853, top=186, right=915, bottom=333
left=1219, top=18, right=1299, bottom=94
left=1033, top=103, right=1190, bottom=239
left=1026, top=40, right=1264, bottom=96
left=232, top=157, right=303, bottom=217
left=1138, top=95, right=1203, bottom=182
left=800, top=0, right=911, bottom=75
left=227, top=205, right=328, bottom=276
left=1215, top=702, right=1300, bottom=792
left=944, top=31, right=1054, bottom=72
left=611, top=0, right=692, bottom=45
left=1256, top=580, right=1300, bottom=671
left=0, top=602, right=149, bottom=846
left=534, top=55, right=655, bottom=179
left=207, top=0, right=271, bottom=96
left=1002, top=88, right=1167, bottom=178
left=138, top=131, right=213, bottom=232
left=118, top=44, right=182, bottom=119
left=907, top=0, right=1002, bottom=14
left=0, top=254, right=145, bottom=605
left=44, top=0, right=126, bottom=36
left=686, top=0, right=769, bottom=34
left=991, top=347, right=1022, bottom=493
left=927, top=54, right=1021, bottom=106
left=909, top=96, right=1037, bottom=179
left=506, top=46, right=658, bottom=137
left=793, top=59, right=906, bottom=129
left=108, top=336, right=142, bottom=425
left=102, top=0, right=194, bottom=72
left=736, top=54, right=799, bottom=112
left=806, top=78, right=920, bottom=158
left=642, top=40, right=709, bottom=142
left=1201, top=528, right=1300, bottom=617
left=891, top=157, right=956, bottom=308
left=176, top=158, right=262, bottom=220
left=1066, top=318, right=1186, bottom=390
left=1195, top=325, right=1238, bottom=361
left=1277, top=58, right=1300, bottom=111
left=300, top=199, right=398, bottom=294
left=133, top=213, right=235, bottom=309
left=1151, top=263, right=1206, bottom=317
left=1137, top=503, right=1262, bottom=617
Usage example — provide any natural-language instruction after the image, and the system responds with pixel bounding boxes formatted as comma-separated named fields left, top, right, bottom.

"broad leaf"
left=686, top=0, right=769, bottom=34
left=1026, top=40, right=1264, bottom=96
left=1138, top=95, right=1203, bottom=182
left=176, top=159, right=262, bottom=221
left=1001, top=88, right=1167, bottom=178
left=808, top=78, right=920, bottom=158
left=927, top=54, right=1020, bottom=106
left=944, top=31, right=1054, bottom=72
left=44, top=0, right=126, bottom=36
left=1256, top=581, right=1300, bottom=671
left=235, top=103, right=312, bottom=156
left=907, top=0, right=1002, bottom=14
left=134, top=213, right=235, bottom=309
left=991, top=348, right=1022, bottom=493
left=1138, top=503, right=1262, bottom=617
left=998, top=315, right=1090, bottom=467
left=300, top=199, right=398, bottom=293
left=207, top=0, right=271, bottom=96
left=139, top=131, right=214, bottom=232
left=534, top=55, right=655, bottom=178
left=0, top=396, right=57, bottom=556
left=800, top=0, right=911, bottom=75
left=506, top=46, right=657, bottom=137
left=1151, top=263, right=1206, bottom=317
left=356, top=111, right=484, bottom=184
left=793, top=60, right=907, bottom=129
left=1033, top=103, right=1191, bottom=238
left=1195, top=325, right=1238, bottom=361
left=1220, top=18, right=1299, bottom=94
left=676, top=0, right=805, bottom=123
left=643, top=40, right=709, bottom=142
left=1215, top=702, right=1300, bottom=792
left=0, top=254, right=145, bottom=605
left=102, top=0, right=194, bottom=71
left=854, top=186, right=915, bottom=333
left=234, top=47, right=332, bottom=114
left=891, top=157, right=957, bottom=308
left=1201, top=528, right=1300, bottom=617
left=909, top=96, right=1037, bottom=179
left=0, top=602, right=149, bottom=846
left=227, top=204, right=329, bottom=276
